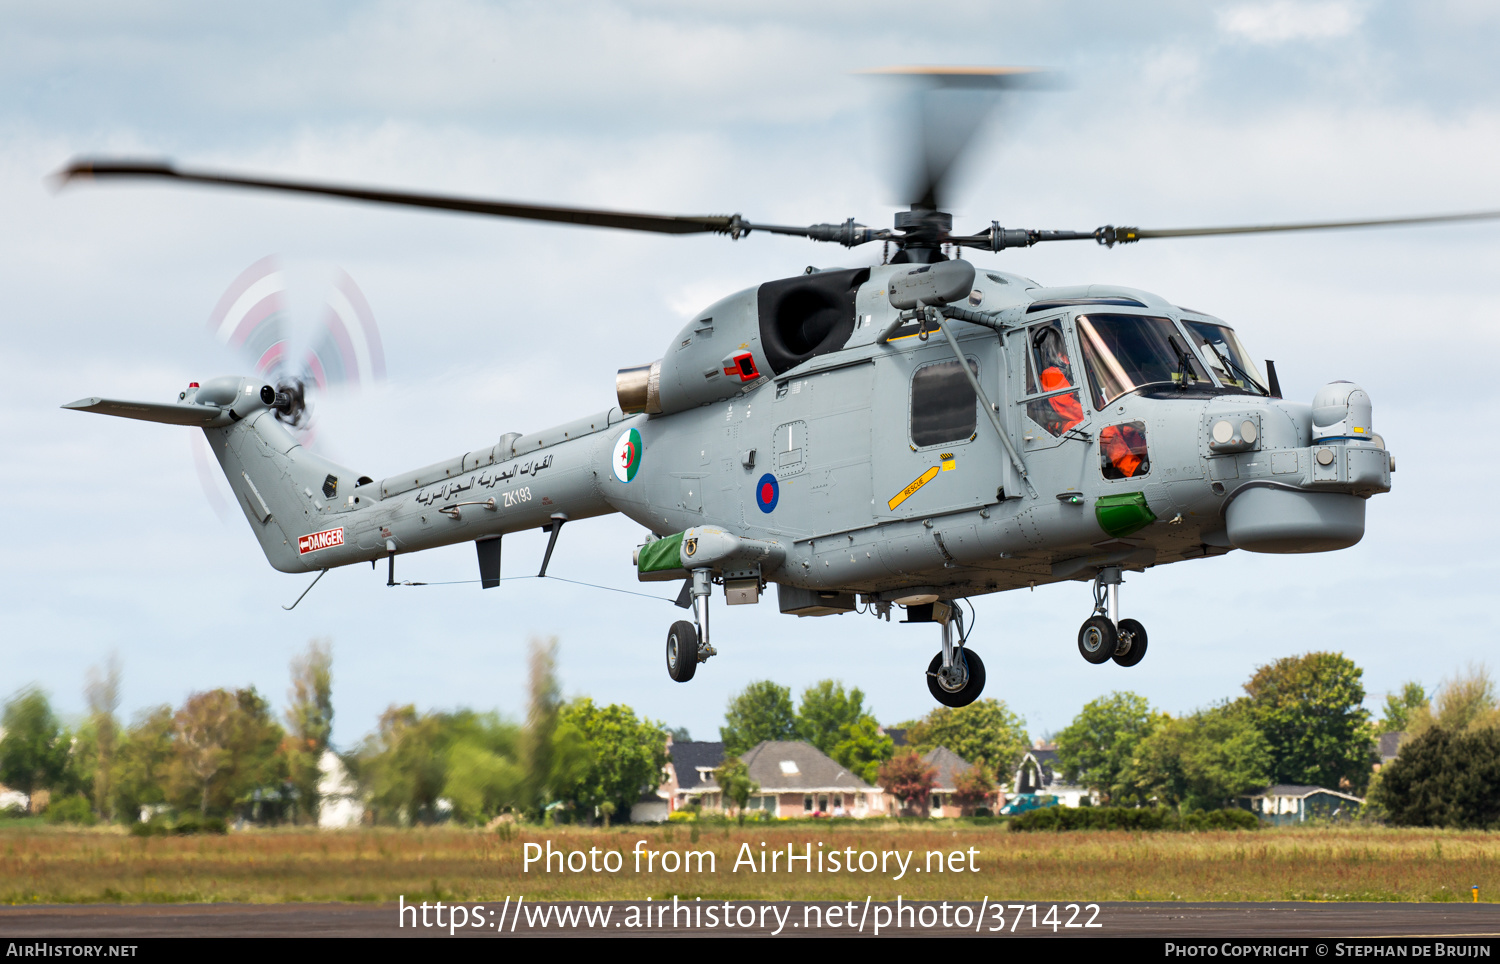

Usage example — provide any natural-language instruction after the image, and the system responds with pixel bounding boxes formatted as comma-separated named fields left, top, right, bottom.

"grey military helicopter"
left=57, top=69, right=1491, bottom=706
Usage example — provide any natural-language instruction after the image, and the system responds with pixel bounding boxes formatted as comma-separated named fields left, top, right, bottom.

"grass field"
left=1, top=822, right=1496, bottom=904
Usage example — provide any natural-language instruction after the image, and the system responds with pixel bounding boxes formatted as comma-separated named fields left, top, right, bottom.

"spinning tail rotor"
left=194, top=257, right=385, bottom=518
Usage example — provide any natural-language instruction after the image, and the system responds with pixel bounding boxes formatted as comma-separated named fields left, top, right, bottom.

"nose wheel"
left=1077, top=568, right=1149, bottom=667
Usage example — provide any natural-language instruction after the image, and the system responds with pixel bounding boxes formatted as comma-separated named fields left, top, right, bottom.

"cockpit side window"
left=1021, top=319, right=1085, bottom=438
left=1027, top=320, right=1076, bottom=394
left=1076, top=313, right=1210, bottom=409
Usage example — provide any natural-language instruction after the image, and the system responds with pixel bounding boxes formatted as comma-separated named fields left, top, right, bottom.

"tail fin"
left=65, top=376, right=360, bottom=573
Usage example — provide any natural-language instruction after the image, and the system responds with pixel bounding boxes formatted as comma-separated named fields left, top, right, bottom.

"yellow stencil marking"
left=888, top=466, right=940, bottom=511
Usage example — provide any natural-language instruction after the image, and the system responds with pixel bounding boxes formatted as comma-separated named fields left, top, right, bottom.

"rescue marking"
left=888, top=466, right=940, bottom=511
left=298, top=526, right=345, bottom=555
left=612, top=428, right=642, bottom=483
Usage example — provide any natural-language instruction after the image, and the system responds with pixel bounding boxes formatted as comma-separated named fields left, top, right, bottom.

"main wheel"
left=665, top=620, right=698, bottom=682
left=926, top=649, right=986, bottom=707
left=1077, top=616, right=1118, bottom=664
left=1113, top=618, right=1148, bottom=667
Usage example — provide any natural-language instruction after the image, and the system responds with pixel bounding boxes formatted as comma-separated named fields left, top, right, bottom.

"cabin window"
left=910, top=358, right=978, bottom=447
left=1100, top=420, right=1151, bottom=479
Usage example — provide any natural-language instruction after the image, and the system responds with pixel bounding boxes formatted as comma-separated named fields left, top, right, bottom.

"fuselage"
left=201, top=262, right=1391, bottom=613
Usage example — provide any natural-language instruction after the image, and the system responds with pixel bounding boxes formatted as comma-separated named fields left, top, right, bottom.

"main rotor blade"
left=954, top=209, right=1500, bottom=251
left=55, top=158, right=738, bottom=236
left=1131, top=210, right=1500, bottom=240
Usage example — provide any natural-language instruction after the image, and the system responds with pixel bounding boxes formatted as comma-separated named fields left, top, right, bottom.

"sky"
left=3, top=0, right=1499, bottom=749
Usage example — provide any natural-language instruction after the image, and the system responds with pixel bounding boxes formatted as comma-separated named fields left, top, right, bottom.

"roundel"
left=612, top=428, right=643, bottom=483
left=755, top=473, right=779, bottom=513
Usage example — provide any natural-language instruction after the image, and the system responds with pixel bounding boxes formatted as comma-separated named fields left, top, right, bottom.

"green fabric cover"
left=1094, top=492, right=1157, bottom=538
left=637, top=532, right=686, bottom=573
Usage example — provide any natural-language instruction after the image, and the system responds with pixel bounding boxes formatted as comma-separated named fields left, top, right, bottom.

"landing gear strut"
left=926, top=602, right=986, bottom=707
left=665, top=569, right=717, bottom=683
left=1077, top=567, right=1149, bottom=667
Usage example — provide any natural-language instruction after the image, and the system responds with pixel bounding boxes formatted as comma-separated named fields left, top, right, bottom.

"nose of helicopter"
left=1201, top=381, right=1392, bottom=554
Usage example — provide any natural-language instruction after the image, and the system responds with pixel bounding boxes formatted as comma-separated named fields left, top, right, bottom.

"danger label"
left=298, top=527, right=345, bottom=555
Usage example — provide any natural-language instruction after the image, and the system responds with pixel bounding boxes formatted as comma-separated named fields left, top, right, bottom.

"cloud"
left=1220, top=1, right=1365, bottom=44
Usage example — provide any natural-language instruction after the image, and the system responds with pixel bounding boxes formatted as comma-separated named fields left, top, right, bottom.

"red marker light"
left=189, top=382, right=200, bottom=388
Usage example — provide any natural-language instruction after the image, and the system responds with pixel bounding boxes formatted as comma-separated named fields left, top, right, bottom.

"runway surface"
left=2, top=901, right=1499, bottom=938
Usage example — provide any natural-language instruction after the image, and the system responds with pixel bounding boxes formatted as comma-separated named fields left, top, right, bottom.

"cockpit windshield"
left=1076, top=313, right=1209, bottom=409
left=1184, top=320, right=1269, bottom=396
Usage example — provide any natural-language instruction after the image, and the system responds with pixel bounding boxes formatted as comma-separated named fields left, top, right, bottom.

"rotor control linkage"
left=537, top=513, right=568, bottom=577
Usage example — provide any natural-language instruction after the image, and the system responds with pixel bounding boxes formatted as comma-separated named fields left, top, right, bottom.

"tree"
left=357, top=704, right=453, bottom=825
left=795, top=681, right=869, bottom=756
left=556, top=698, right=668, bottom=819
left=111, top=706, right=175, bottom=822
left=904, top=698, right=1029, bottom=779
left=1374, top=726, right=1500, bottom=828
left=169, top=689, right=235, bottom=816
left=1055, top=691, right=1163, bottom=804
left=1406, top=664, right=1499, bottom=738
left=877, top=750, right=936, bottom=816
left=442, top=712, right=525, bottom=825
left=0, top=688, right=69, bottom=813
left=1243, top=652, right=1374, bottom=792
left=713, top=756, right=759, bottom=824
left=951, top=764, right=996, bottom=815
left=1378, top=681, right=1428, bottom=734
left=720, top=681, right=797, bottom=755
left=284, top=640, right=333, bottom=823
left=1125, top=704, right=1272, bottom=811
left=168, top=688, right=285, bottom=816
left=830, top=715, right=895, bottom=784
left=85, top=656, right=121, bottom=820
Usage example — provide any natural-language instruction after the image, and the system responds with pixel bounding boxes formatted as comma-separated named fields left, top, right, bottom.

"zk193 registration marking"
left=298, top=526, right=345, bottom=555
left=501, top=487, right=532, bottom=508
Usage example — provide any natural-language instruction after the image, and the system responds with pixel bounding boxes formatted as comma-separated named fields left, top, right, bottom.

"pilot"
left=1033, top=326, right=1084, bottom=433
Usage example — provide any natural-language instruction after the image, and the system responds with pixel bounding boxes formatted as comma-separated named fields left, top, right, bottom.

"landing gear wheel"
left=665, top=620, right=698, bottom=683
left=926, top=649, right=986, bottom=707
left=1113, top=618, right=1148, bottom=667
left=1077, top=616, right=1118, bottom=665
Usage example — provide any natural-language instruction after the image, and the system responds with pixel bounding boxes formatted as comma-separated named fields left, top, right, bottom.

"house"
left=1012, top=743, right=1097, bottom=807
left=653, top=739, right=726, bottom=817
left=924, top=746, right=998, bottom=817
left=1376, top=732, right=1403, bottom=770
left=668, top=740, right=888, bottom=818
left=318, top=749, right=363, bottom=829
left=1239, top=785, right=1365, bottom=825
left=0, top=784, right=27, bottom=813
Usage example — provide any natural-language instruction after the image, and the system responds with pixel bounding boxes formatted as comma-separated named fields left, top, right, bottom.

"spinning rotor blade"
left=863, top=66, right=1056, bottom=212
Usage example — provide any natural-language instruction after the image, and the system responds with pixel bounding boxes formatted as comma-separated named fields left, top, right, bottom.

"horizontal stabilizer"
left=62, top=397, right=229, bottom=426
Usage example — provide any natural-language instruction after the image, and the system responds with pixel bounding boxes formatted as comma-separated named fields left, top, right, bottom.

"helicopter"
left=56, top=69, right=1492, bottom=708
